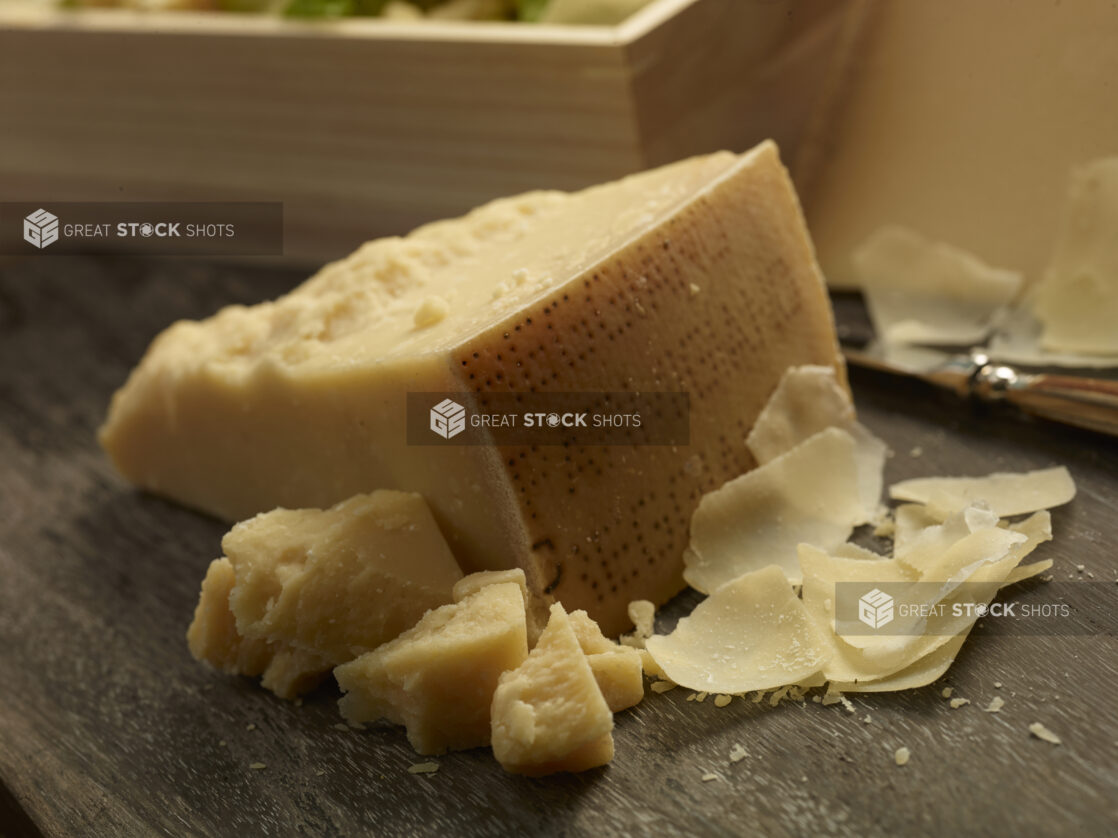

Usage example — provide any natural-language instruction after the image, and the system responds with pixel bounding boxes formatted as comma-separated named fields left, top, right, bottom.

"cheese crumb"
left=314, top=769, right=325, bottom=776
left=689, top=283, right=701, bottom=296
left=910, top=446, right=923, bottom=458
left=413, top=295, right=450, bottom=328
left=695, top=691, right=708, bottom=703
left=249, top=762, right=266, bottom=770
left=1028, top=723, right=1062, bottom=745
left=714, top=694, right=732, bottom=708
left=941, top=687, right=953, bottom=699
left=729, top=744, right=748, bottom=763
left=701, top=772, right=719, bottom=782
left=863, top=715, right=872, bottom=725
left=821, top=692, right=843, bottom=707
left=218, top=740, right=226, bottom=747
left=246, top=723, right=256, bottom=731
left=984, top=697, right=1005, bottom=713
left=994, top=682, right=1003, bottom=689
left=408, top=762, right=440, bottom=775
left=894, top=747, right=911, bottom=766
left=651, top=680, right=676, bottom=693
left=333, top=723, right=349, bottom=731
left=949, top=698, right=971, bottom=709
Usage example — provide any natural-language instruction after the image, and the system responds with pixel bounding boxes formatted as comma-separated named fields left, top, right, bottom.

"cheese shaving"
left=684, top=428, right=870, bottom=591
left=889, top=467, right=1076, bottom=518
left=645, top=566, right=828, bottom=694
left=853, top=226, right=1022, bottom=346
left=745, top=365, right=886, bottom=519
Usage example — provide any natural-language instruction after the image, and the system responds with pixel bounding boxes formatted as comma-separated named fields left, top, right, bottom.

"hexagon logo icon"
left=24, top=209, right=59, bottom=249
left=430, top=398, right=466, bottom=440
left=857, top=588, right=894, bottom=629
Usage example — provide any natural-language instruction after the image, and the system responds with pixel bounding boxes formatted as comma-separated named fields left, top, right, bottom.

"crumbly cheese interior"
left=187, top=490, right=462, bottom=698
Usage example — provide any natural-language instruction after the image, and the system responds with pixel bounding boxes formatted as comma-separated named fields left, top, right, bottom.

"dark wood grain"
left=1, top=256, right=1116, bottom=838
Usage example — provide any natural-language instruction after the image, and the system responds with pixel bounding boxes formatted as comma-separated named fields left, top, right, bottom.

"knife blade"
left=842, top=340, right=1118, bottom=437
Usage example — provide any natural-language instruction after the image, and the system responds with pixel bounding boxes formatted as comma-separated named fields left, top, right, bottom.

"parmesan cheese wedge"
left=645, top=565, right=829, bottom=694
left=889, top=467, right=1076, bottom=518
left=100, top=142, right=844, bottom=636
left=684, top=427, right=869, bottom=592
left=490, top=604, right=614, bottom=776
left=334, top=580, right=529, bottom=755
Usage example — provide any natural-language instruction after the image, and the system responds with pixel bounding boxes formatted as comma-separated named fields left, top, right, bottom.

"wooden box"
left=0, top=0, right=861, bottom=264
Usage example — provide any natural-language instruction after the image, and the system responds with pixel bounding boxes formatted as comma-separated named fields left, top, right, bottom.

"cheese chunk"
left=803, top=0, right=1118, bottom=289
left=100, top=142, right=842, bottom=634
left=186, top=557, right=330, bottom=700
left=225, top=491, right=462, bottom=666
left=491, top=603, right=614, bottom=776
left=335, top=581, right=529, bottom=755
left=568, top=610, right=644, bottom=713
left=452, top=569, right=528, bottom=604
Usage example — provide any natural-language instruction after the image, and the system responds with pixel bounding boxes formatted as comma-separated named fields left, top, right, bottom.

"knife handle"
left=973, top=364, right=1118, bottom=437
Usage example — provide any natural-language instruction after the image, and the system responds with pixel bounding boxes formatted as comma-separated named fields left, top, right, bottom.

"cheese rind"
left=490, top=603, right=614, bottom=776
left=100, top=142, right=843, bottom=635
left=335, top=581, right=529, bottom=755
left=225, top=491, right=462, bottom=666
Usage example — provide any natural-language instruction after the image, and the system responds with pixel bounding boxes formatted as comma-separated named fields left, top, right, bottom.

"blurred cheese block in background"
left=801, top=0, right=1118, bottom=289
left=1031, top=157, right=1118, bottom=356
left=101, top=141, right=843, bottom=635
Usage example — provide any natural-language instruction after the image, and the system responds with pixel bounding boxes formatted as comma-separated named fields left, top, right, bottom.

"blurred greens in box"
left=60, top=0, right=655, bottom=23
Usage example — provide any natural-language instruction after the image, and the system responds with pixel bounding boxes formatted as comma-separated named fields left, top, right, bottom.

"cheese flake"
left=646, top=565, right=828, bottom=694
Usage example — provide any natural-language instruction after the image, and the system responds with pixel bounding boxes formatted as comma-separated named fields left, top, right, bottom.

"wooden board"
left=0, top=256, right=1116, bottom=837
left=0, top=0, right=857, bottom=265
